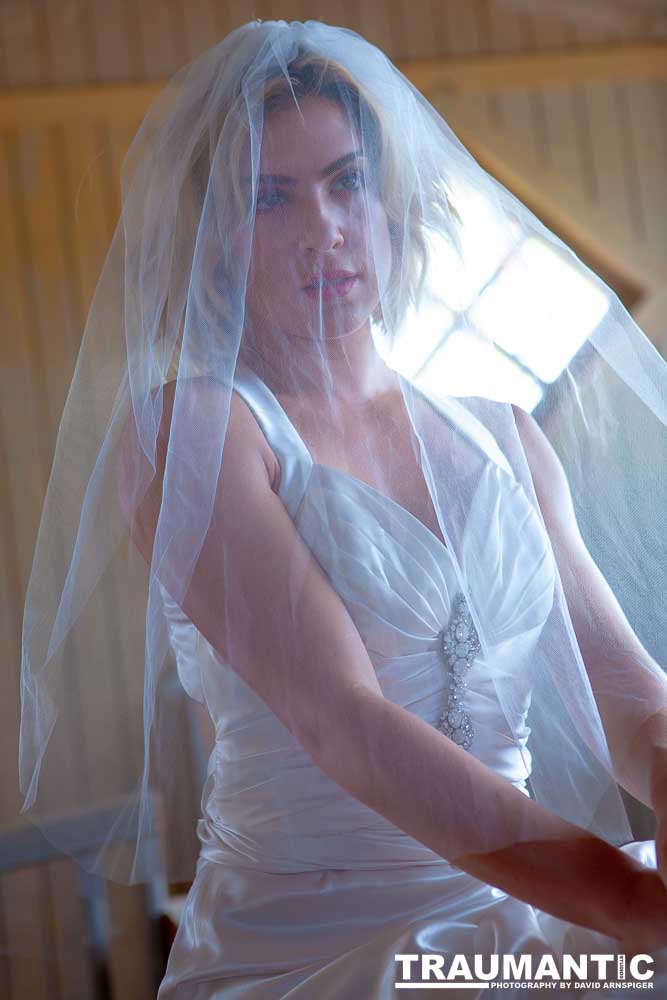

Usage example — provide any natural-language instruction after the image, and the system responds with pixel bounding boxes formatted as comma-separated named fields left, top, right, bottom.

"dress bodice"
left=159, top=363, right=556, bottom=873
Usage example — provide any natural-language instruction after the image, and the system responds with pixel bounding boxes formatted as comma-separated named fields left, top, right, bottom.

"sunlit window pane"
left=424, top=182, right=521, bottom=312
left=470, top=238, right=610, bottom=383
left=379, top=298, right=455, bottom=378
left=415, top=328, right=544, bottom=411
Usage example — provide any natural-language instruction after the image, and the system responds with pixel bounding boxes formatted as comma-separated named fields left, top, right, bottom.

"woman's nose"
left=298, top=196, right=344, bottom=253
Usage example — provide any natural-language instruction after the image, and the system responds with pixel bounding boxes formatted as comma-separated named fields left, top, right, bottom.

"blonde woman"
left=20, top=19, right=667, bottom=998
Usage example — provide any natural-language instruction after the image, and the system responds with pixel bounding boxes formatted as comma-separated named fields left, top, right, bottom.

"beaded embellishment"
left=436, top=592, right=480, bottom=750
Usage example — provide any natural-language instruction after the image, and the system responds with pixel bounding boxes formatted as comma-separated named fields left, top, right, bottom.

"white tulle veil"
left=18, top=18, right=667, bottom=885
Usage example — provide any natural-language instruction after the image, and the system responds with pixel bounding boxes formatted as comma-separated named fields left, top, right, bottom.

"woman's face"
left=244, top=95, right=392, bottom=342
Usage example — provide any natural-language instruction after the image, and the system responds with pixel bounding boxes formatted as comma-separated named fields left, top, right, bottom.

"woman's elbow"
left=293, top=680, right=384, bottom=793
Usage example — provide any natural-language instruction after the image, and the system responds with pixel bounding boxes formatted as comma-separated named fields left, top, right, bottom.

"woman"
left=19, top=19, right=667, bottom=998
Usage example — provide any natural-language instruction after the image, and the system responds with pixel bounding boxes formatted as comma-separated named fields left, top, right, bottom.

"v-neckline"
left=312, top=462, right=451, bottom=560
left=236, top=361, right=452, bottom=559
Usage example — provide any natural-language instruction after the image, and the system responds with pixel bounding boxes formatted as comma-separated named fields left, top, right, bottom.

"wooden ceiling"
left=496, top=0, right=667, bottom=33
left=0, top=0, right=666, bottom=90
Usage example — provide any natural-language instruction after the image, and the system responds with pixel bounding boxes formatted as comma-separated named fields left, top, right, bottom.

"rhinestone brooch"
left=436, top=592, right=480, bottom=750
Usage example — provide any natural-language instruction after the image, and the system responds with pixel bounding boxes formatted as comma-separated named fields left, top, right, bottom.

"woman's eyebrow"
left=244, top=149, right=364, bottom=186
left=319, top=149, right=364, bottom=178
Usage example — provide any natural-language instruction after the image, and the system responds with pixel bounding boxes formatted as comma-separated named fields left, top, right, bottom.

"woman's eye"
left=256, top=188, right=287, bottom=210
left=335, top=168, right=364, bottom=192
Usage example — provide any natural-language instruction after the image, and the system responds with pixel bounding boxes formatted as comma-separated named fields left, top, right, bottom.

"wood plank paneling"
left=623, top=80, right=667, bottom=254
left=44, top=0, right=90, bottom=86
left=2, top=868, right=50, bottom=1000
left=60, top=120, right=111, bottom=332
left=356, top=0, right=395, bottom=56
left=133, top=0, right=188, bottom=80
left=443, top=0, right=484, bottom=57
left=16, top=125, right=80, bottom=427
left=585, top=79, right=640, bottom=238
left=57, top=117, right=137, bottom=799
left=439, top=1, right=491, bottom=139
left=517, top=14, right=551, bottom=168
left=0, top=1, right=40, bottom=88
left=90, top=1, right=135, bottom=82
left=1, top=127, right=54, bottom=642
left=48, top=859, right=95, bottom=999
left=308, top=0, right=352, bottom=36
left=484, top=7, right=538, bottom=165
left=400, top=0, right=440, bottom=60
left=0, top=130, right=44, bottom=817
left=530, top=19, right=584, bottom=189
left=2, top=0, right=666, bottom=89
left=182, top=0, right=224, bottom=61
left=107, top=881, right=155, bottom=1000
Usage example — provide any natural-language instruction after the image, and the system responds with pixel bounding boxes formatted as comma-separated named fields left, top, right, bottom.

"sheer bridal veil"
left=19, top=18, right=667, bottom=884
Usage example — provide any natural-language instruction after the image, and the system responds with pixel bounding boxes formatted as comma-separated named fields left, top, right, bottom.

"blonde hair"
left=164, top=50, right=450, bottom=381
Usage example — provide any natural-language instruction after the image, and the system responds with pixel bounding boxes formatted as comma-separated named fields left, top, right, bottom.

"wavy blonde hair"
left=164, top=50, right=453, bottom=381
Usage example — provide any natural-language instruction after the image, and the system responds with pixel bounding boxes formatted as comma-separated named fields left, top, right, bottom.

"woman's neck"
left=238, top=320, right=399, bottom=411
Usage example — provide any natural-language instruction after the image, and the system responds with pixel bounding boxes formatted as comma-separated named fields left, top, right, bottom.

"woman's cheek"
left=366, top=213, right=393, bottom=304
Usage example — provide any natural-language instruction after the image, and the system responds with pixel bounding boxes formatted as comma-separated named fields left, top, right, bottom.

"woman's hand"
left=650, top=744, right=667, bottom=891
left=654, top=809, right=667, bottom=891
left=618, top=866, right=667, bottom=958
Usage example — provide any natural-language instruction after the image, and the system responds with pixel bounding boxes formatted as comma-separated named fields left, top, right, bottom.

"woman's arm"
left=120, top=380, right=667, bottom=944
left=512, top=404, right=667, bottom=812
left=308, top=683, right=667, bottom=948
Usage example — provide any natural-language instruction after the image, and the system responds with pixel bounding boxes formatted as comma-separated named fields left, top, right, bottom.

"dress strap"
left=232, top=359, right=313, bottom=518
left=401, top=376, right=513, bottom=476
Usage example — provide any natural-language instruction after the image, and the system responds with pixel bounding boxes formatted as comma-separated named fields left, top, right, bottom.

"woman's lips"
left=302, top=275, right=358, bottom=300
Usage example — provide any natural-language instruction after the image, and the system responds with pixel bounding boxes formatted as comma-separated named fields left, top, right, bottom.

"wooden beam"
left=400, top=41, right=667, bottom=95
left=0, top=80, right=162, bottom=127
left=496, top=0, right=667, bottom=34
left=1, top=41, right=666, bottom=128
left=633, top=288, right=667, bottom=359
left=439, top=99, right=665, bottom=295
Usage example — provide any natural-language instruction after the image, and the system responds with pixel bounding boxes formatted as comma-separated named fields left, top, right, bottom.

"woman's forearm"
left=580, top=644, right=667, bottom=811
left=301, top=685, right=651, bottom=940
left=616, top=707, right=667, bottom=813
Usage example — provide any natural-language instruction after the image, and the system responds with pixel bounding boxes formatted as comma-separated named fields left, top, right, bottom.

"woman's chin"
left=296, top=316, right=372, bottom=341
left=296, top=301, right=377, bottom=339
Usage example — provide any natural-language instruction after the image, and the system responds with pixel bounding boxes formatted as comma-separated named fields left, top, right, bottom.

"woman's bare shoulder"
left=157, top=376, right=280, bottom=490
left=117, top=376, right=279, bottom=550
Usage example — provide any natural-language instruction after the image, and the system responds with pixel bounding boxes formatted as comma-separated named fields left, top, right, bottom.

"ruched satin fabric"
left=157, top=364, right=667, bottom=998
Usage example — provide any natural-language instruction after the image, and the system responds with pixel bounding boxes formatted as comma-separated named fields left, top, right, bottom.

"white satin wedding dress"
left=156, top=362, right=664, bottom=999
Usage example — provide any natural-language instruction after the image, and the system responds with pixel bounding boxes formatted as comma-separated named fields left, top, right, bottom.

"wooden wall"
left=0, top=0, right=665, bottom=86
left=1, top=2, right=666, bottom=997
